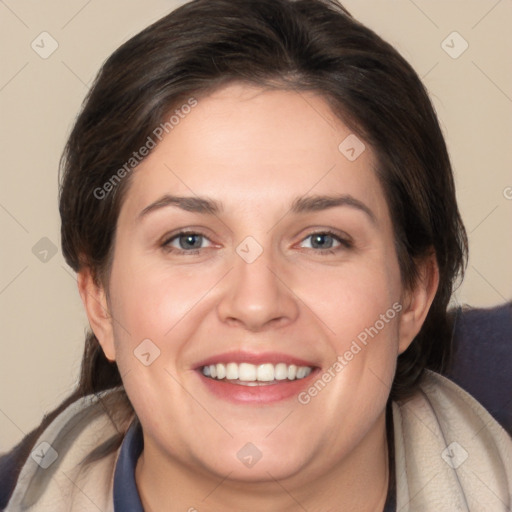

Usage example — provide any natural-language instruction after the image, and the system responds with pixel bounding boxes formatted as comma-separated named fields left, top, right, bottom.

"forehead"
left=121, top=83, right=389, bottom=223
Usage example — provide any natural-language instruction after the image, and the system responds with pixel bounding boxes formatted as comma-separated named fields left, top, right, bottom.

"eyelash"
left=161, top=230, right=353, bottom=256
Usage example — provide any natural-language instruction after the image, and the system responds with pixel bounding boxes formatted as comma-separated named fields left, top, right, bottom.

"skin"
left=79, top=83, right=439, bottom=512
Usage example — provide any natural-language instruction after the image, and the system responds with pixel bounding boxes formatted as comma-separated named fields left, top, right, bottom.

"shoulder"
left=392, top=371, right=512, bottom=510
left=1, top=388, right=133, bottom=512
left=396, top=370, right=512, bottom=448
left=417, top=370, right=511, bottom=440
left=446, top=301, right=512, bottom=434
left=0, top=431, right=40, bottom=509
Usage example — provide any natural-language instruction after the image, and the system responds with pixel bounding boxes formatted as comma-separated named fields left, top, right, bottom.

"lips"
left=195, top=350, right=317, bottom=368
left=194, top=351, right=319, bottom=404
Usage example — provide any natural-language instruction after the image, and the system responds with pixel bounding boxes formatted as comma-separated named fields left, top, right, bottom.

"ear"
left=397, top=251, right=439, bottom=354
left=77, top=267, right=116, bottom=361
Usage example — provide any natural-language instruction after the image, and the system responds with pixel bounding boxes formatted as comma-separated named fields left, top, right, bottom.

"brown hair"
left=51, top=0, right=467, bottom=437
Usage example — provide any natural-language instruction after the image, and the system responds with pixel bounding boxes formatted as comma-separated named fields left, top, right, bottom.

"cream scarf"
left=5, top=371, right=512, bottom=511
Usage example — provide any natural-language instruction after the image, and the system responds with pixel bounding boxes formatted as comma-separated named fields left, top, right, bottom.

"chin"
left=194, top=441, right=313, bottom=483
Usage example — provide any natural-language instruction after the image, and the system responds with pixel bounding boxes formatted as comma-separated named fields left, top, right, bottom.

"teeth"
left=296, top=366, right=308, bottom=379
left=288, top=364, right=297, bottom=380
left=239, top=362, right=256, bottom=381
left=201, top=362, right=313, bottom=382
left=226, top=362, right=238, bottom=380
left=257, top=363, right=274, bottom=382
left=216, top=363, right=226, bottom=379
left=275, top=363, right=288, bottom=380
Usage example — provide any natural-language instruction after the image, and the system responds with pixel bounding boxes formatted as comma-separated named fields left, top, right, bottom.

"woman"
left=2, top=0, right=511, bottom=510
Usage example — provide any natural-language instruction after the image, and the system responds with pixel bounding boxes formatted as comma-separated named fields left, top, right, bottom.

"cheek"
left=297, top=279, right=400, bottom=448
left=105, top=258, right=208, bottom=423
left=105, top=253, right=231, bottom=387
left=296, top=250, right=402, bottom=347
left=293, top=251, right=402, bottom=408
left=108, top=254, right=211, bottom=336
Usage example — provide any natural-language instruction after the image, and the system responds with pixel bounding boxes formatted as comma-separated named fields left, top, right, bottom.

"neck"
left=135, top=412, right=390, bottom=512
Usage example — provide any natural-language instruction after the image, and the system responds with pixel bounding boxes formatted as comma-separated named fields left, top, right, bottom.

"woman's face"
left=86, top=83, right=423, bottom=484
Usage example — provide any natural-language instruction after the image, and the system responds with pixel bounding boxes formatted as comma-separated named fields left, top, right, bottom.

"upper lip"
left=195, top=350, right=318, bottom=369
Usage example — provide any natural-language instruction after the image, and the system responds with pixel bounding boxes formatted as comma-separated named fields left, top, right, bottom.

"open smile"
left=195, top=352, right=319, bottom=403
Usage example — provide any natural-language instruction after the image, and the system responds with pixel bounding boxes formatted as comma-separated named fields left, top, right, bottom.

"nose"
left=216, top=244, right=299, bottom=331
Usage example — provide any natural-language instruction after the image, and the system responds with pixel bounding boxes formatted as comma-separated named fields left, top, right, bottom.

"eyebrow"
left=139, top=195, right=222, bottom=218
left=290, top=194, right=376, bottom=224
left=138, top=193, right=376, bottom=224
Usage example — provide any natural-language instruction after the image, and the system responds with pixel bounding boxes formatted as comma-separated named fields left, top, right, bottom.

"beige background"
left=1, top=0, right=511, bottom=452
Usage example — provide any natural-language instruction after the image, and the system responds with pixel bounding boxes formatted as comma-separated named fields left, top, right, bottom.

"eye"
left=299, top=231, right=352, bottom=254
left=161, top=229, right=351, bottom=255
left=162, top=231, right=212, bottom=254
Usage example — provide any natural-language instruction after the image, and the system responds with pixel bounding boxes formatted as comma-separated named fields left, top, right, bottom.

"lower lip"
left=197, top=370, right=318, bottom=404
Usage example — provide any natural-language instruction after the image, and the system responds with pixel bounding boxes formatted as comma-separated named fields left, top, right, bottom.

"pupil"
left=312, top=234, right=332, bottom=249
left=180, top=234, right=201, bottom=249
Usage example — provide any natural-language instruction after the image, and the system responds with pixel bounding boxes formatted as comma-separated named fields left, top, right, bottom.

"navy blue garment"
left=446, top=302, right=512, bottom=434
left=384, top=487, right=396, bottom=512
left=113, top=418, right=145, bottom=512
